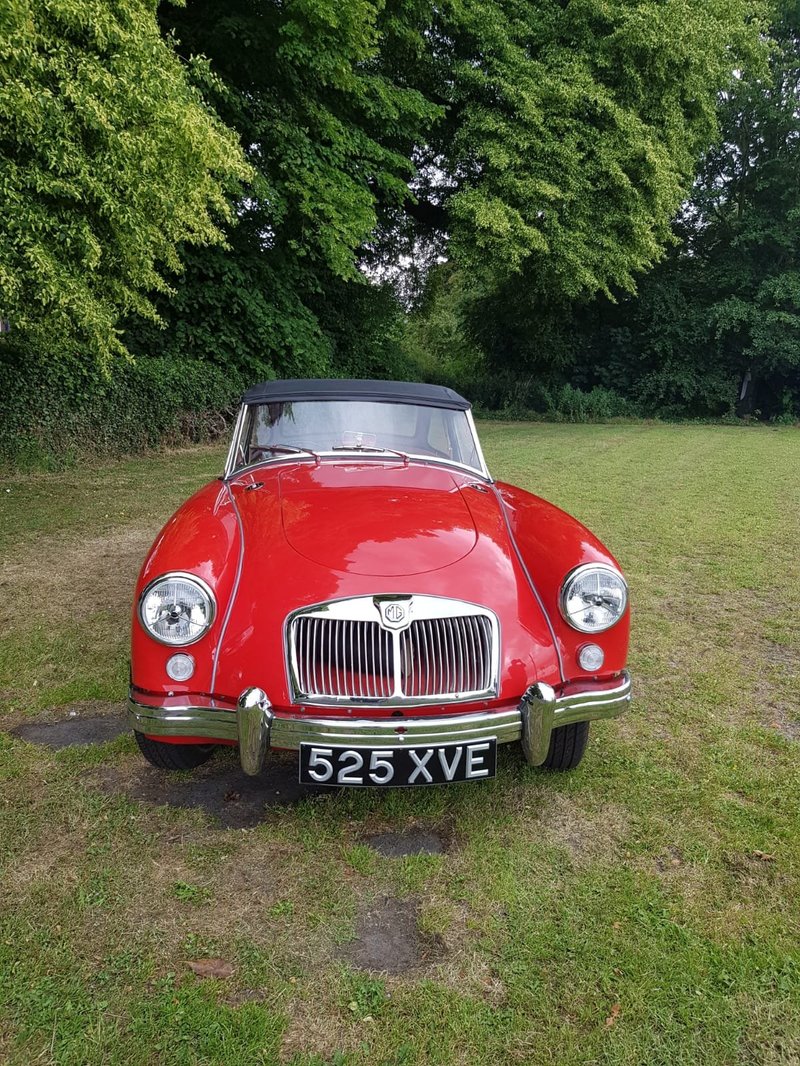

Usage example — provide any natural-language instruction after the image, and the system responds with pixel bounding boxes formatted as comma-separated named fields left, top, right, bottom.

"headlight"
left=138, top=573, right=216, bottom=646
left=560, top=564, right=628, bottom=633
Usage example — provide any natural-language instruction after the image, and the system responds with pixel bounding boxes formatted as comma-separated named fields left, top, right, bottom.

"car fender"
left=495, top=482, right=630, bottom=683
left=131, top=480, right=242, bottom=699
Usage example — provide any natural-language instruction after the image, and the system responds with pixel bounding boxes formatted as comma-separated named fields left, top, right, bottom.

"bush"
left=0, top=343, right=260, bottom=469
left=421, top=367, right=641, bottom=422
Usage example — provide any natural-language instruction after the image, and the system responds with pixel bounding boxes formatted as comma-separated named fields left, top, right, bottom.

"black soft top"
left=241, top=378, right=471, bottom=410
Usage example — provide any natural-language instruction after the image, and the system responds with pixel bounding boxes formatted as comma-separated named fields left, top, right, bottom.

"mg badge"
left=377, top=597, right=412, bottom=630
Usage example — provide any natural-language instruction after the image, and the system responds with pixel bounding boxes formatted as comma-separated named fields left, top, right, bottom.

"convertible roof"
left=241, top=378, right=471, bottom=410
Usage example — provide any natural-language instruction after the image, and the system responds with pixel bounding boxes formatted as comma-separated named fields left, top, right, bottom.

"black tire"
left=540, top=721, right=590, bottom=771
left=134, top=731, right=214, bottom=771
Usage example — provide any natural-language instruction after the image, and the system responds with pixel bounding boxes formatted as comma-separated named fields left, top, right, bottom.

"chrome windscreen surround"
left=285, top=595, right=500, bottom=707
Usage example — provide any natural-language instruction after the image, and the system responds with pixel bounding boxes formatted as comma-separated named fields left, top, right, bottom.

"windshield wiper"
left=331, top=445, right=409, bottom=465
left=259, top=444, right=320, bottom=462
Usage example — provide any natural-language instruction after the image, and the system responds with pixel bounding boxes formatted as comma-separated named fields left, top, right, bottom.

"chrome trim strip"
left=284, top=594, right=501, bottom=707
left=128, top=671, right=631, bottom=774
left=227, top=451, right=491, bottom=484
left=129, top=701, right=240, bottom=741
left=493, top=488, right=566, bottom=684
left=223, top=404, right=248, bottom=479
left=465, top=408, right=492, bottom=481
left=272, top=708, right=523, bottom=747
left=209, top=481, right=246, bottom=702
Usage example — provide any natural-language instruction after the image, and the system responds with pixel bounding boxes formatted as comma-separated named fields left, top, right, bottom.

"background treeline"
left=1, top=0, right=797, bottom=467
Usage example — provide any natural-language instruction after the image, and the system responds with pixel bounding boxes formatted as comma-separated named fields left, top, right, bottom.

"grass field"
left=1, top=422, right=799, bottom=1066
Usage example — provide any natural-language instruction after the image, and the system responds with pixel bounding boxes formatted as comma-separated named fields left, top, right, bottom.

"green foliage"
left=586, top=0, right=800, bottom=419
left=694, top=0, right=800, bottom=414
left=0, top=0, right=784, bottom=458
left=142, top=0, right=441, bottom=377
left=124, top=240, right=333, bottom=380
left=0, top=339, right=251, bottom=469
left=403, top=264, right=485, bottom=384
left=0, top=0, right=250, bottom=363
left=138, top=0, right=762, bottom=393
left=421, top=0, right=765, bottom=298
left=412, top=1, right=799, bottom=422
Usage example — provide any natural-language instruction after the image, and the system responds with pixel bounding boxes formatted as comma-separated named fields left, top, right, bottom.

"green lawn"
left=1, top=423, right=799, bottom=1065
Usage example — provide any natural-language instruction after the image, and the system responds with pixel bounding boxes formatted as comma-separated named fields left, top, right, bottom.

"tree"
left=147, top=0, right=762, bottom=378
left=690, top=0, right=800, bottom=415
left=397, top=0, right=765, bottom=299
left=562, top=0, right=800, bottom=420
left=140, top=0, right=440, bottom=374
left=0, top=0, right=250, bottom=362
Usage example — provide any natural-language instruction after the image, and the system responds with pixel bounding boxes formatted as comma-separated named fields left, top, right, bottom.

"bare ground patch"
left=88, top=746, right=329, bottom=828
left=365, top=825, right=449, bottom=857
left=759, top=673, right=800, bottom=741
left=536, top=792, right=629, bottom=867
left=8, top=701, right=128, bottom=747
left=338, top=896, right=445, bottom=974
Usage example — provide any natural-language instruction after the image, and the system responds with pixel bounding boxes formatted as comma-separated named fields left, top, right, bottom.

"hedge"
left=0, top=346, right=258, bottom=469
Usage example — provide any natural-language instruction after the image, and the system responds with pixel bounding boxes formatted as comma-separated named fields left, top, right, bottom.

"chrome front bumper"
left=128, top=671, right=631, bottom=776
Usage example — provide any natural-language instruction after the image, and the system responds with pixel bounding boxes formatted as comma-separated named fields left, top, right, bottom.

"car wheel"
left=540, top=721, right=589, bottom=771
left=134, top=731, right=214, bottom=771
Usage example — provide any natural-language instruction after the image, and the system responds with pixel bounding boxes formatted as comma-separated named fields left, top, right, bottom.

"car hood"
left=278, top=463, right=478, bottom=576
left=203, top=460, right=563, bottom=706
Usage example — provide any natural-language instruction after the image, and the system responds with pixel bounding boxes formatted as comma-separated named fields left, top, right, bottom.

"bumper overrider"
left=128, top=671, right=631, bottom=777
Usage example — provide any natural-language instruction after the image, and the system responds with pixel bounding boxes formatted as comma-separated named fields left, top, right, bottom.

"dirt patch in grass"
left=654, top=845, right=685, bottom=873
left=223, top=988, right=269, bottom=1008
left=758, top=672, right=800, bottom=741
left=280, top=994, right=360, bottom=1064
left=766, top=708, right=800, bottom=742
left=366, top=826, right=449, bottom=857
left=338, top=896, right=445, bottom=974
left=723, top=850, right=780, bottom=889
left=9, top=702, right=128, bottom=748
left=536, top=793, right=629, bottom=867
left=89, top=748, right=327, bottom=828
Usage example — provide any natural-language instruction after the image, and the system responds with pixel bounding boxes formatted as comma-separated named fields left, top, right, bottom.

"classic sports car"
left=129, top=379, right=631, bottom=787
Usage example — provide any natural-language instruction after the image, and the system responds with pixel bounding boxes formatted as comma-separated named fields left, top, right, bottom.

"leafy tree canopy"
left=146, top=0, right=441, bottom=374
left=397, top=0, right=766, bottom=297
left=687, top=0, right=800, bottom=410
left=0, top=0, right=250, bottom=362
left=147, top=0, right=762, bottom=375
left=420, top=0, right=799, bottom=420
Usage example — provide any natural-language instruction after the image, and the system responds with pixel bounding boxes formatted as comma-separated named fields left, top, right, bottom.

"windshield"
left=231, top=400, right=484, bottom=475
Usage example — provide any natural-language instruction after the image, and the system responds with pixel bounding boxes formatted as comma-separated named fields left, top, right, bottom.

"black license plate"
left=299, top=739, right=497, bottom=787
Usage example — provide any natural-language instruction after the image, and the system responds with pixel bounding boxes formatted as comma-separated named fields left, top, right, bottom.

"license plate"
left=299, top=739, right=497, bottom=787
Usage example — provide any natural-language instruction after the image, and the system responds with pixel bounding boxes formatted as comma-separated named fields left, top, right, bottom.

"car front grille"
left=292, top=616, right=395, bottom=700
left=399, top=616, right=493, bottom=697
left=287, top=596, right=499, bottom=705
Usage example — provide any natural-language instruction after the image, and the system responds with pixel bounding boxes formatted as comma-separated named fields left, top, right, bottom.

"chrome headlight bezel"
left=559, top=563, right=628, bottom=634
left=137, top=571, right=216, bottom=647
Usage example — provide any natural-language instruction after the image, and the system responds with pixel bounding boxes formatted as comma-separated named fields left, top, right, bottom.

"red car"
left=129, top=380, right=630, bottom=787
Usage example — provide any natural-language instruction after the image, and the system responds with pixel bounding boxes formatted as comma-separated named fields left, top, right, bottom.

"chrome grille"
left=399, top=615, right=493, bottom=697
left=287, top=596, right=499, bottom=706
left=292, top=616, right=394, bottom=699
